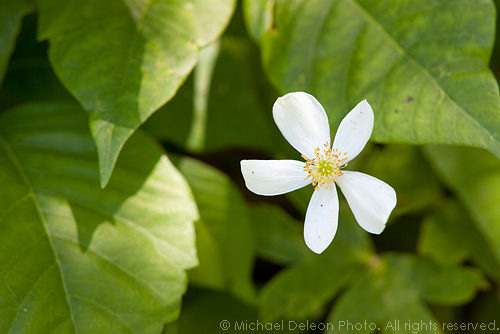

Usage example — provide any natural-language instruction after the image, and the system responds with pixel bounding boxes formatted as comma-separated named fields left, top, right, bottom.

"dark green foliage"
left=1, top=0, right=500, bottom=333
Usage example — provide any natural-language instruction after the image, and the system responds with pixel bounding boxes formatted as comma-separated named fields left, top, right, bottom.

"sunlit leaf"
left=244, top=0, right=500, bottom=159
left=0, top=102, right=197, bottom=333
left=36, top=0, right=236, bottom=186
left=178, top=157, right=256, bottom=304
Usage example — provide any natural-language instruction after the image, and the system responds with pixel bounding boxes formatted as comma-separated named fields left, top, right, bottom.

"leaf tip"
left=91, top=119, right=134, bottom=189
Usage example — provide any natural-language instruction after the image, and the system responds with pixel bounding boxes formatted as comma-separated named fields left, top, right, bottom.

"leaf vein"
left=0, top=134, right=79, bottom=334
left=52, top=234, right=168, bottom=303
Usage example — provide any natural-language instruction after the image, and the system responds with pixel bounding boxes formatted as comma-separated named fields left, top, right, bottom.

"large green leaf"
left=425, top=145, right=500, bottom=279
left=327, top=254, right=485, bottom=334
left=244, top=0, right=500, bottom=159
left=0, top=102, right=197, bottom=333
left=178, top=157, right=256, bottom=303
left=0, top=0, right=34, bottom=82
left=259, top=212, right=373, bottom=322
left=36, top=0, right=236, bottom=186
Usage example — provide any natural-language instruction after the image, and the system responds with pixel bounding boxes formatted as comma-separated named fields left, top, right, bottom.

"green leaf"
left=36, top=0, right=236, bottom=187
left=259, top=212, right=373, bottom=322
left=418, top=200, right=500, bottom=281
left=425, top=145, right=500, bottom=281
left=251, top=203, right=309, bottom=265
left=0, top=102, right=197, bottom=333
left=244, top=0, right=500, bottom=159
left=0, top=0, right=34, bottom=82
left=327, top=254, right=485, bottom=334
left=178, top=157, right=256, bottom=303
left=243, top=0, right=274, bottom=41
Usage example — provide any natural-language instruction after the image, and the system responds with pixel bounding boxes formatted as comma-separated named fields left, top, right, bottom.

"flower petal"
left=304, top=185, right=339, bottom=254
left=273, top=92, right=331, bottom=159
left=240, top=160, right=310, bottom=196
left=336, top=171, right=396, bottom=234
left=332, top=100, right=374, bottom=163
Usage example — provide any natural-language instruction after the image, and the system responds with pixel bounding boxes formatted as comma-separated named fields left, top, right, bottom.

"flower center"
left=302, top=143, right=348, bottom=190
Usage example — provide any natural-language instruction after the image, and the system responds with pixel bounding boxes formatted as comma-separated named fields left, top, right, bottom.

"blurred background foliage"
left=1, top=0, right=500, bottom=333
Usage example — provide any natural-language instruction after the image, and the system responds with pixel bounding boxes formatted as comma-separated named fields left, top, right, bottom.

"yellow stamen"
left=303, top=142, right=348, bottom=190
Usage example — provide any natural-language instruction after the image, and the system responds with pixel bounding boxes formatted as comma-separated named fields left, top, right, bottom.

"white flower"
left=240, top=92, right=397, bottom=254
